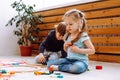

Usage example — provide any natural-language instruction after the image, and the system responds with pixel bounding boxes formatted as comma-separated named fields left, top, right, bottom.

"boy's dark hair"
left=55, top=22, right=66, bottom=36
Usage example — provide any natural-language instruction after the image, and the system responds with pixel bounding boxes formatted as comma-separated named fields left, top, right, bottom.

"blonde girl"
left=47, top=9, right=95, bottom=74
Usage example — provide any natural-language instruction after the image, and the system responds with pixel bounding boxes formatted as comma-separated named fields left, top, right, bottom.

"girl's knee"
left=77, top=66, right=86, bottom=73
left=70, top=64, right=87, bottom=74
left=47, top=59, right=56, bottom=68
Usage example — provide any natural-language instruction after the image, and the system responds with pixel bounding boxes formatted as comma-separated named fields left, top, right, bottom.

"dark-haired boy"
left=35, top=22, right=67, bottom=64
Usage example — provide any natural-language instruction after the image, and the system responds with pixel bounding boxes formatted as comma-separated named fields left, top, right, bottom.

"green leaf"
left=6, top=0, right=43, bottom=46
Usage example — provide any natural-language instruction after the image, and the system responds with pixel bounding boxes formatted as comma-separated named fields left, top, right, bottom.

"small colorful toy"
left=0, top=69, right=15, bottom=80
left=49, top=66, right=54, bottom=73
left=96, top=65, right=102, bottom=70
left=0, top=69, right=7, bottom=74
left=0, top=69, right=15, bottom=75
left=57, top=75, right=64, bottom=78
left=34, top=71, right=50, bottom=75
left=50, top=74, right=63, bottom=78
left=0, top=59, right=26, bottom=66
left=34, top=71, right=61, bottom=76
left=9, top=71, right=15, bottom=75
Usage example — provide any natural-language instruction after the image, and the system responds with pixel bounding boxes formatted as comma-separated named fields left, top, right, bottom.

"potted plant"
left=6, top=0, right=43, bottom=56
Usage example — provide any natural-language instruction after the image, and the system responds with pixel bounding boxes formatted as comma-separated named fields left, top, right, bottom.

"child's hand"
left=70, top=45, right=80, bottom=53
left=39, top=53, right=46, bottom=63
left=64, top=42, right=72, bottom=52
left=64, top=42, right=73, bottom=47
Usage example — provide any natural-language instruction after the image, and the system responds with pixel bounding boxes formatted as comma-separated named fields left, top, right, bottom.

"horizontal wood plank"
left=88, top=27, right=120, bottom=35
left=94, top=46, right=120, bottom=54
left=86, top=8, right=120, bottom=19
left=39, top=30, right=51, bottom=36
left=43, top=15, right=62, bottom=23
left=35, top=0, right=120, bottom=17
left=98, top=54, right=120, bottom=63
left=88, top=54, right=98, bottom=61
left=91, top=37, right=120, bottom=44
left=32, top=30, right=51, bottom=37
left=89, top=54, right=120, bottom=63
left=38, top=23, right=57, bottom=30
left=87, top=17, right=120, bottom=26
left=37, top=17, right=120, bottom=30
left=32, top=50, right=39, bottom=55
left=31, top=44, right=39, bottom=50
left=42, top=8, right=120, bottom=23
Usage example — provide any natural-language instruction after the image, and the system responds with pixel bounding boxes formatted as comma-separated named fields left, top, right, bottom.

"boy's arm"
left=39, top=31, right=53, bottom=54
left=63, top=41, right=72, bottom=52
left=61, top=47, right=67, bottom=58
left=61, top=50, right=67, bottom=58
left=39, top=41, right=45, bottom=54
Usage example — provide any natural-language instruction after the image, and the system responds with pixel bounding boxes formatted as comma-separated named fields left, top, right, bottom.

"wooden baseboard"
left=89, top=54, right=120, bottom=63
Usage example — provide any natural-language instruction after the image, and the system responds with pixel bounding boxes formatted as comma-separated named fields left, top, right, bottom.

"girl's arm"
left=63, top=42, right=68, bottom=52
left=64, top=41, right=72, bottom=52
left=70, top=39, right=95, bottom=54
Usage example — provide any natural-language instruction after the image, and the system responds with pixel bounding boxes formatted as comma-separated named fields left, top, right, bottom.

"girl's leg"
left=59, top=61, right=88, bottom=74
left=47, top=58, right=69, bottom=68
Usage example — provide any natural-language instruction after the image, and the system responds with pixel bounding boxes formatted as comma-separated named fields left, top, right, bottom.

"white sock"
left=50, top=65, right=58, bottom=71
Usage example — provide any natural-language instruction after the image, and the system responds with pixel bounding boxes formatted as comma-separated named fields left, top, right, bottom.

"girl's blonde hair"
left=63, top=9, right=87, bottom=43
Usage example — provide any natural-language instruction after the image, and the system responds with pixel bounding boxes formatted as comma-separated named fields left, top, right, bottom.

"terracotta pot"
left=20, top=46, right=32, bottom=56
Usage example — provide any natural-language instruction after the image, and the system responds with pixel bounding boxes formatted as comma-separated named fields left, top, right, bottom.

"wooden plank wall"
left=33, top=0, right=120, bottom=63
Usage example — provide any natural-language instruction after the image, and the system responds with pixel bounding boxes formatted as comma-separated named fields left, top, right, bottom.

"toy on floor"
left=0, top=59, right=63, bottom=79
left=0, top=59, right=26, bottom=66
left=34, top=71, right=61, bottom=75
left=48, top=66, right=63, bottom=78
left=34, top=71, right=63, bottom=78
left=0, top=60, right=42, bottom=73
left=0, top=69, right=15, bottom=80
left=0, top=69, right=15, bottom=75
left=34, top=71, right=50, bottom=75
left=50, top=74, right=63, bottom=78
left=96, top=65, right=102, bottom=70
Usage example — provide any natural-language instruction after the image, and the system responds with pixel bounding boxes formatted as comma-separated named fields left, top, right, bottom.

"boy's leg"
left=35, top=51, right=50, bottom=64
left=35, top=54, right=47, bottom=65
left=48, top=52, right=60, bottom=60
left=35, top=54, right=42, bottom=64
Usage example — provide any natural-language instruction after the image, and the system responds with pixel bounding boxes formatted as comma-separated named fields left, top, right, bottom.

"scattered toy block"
left=34, top=71, right=50, bottom=75
left=96, top=65, right=102, bottom=70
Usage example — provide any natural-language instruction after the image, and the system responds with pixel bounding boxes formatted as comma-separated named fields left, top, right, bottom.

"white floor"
left=0, top=55, right=120, bottom=80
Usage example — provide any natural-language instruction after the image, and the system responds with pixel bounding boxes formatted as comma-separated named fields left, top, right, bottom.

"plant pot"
left=20, top=46, right=32, bottom=56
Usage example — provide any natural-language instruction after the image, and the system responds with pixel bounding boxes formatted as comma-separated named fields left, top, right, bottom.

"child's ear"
left=78, top=19, right=82, bottom=25
left=77, top=20, right=83, bottom=32
left=55, top=28, right=58, bottom=33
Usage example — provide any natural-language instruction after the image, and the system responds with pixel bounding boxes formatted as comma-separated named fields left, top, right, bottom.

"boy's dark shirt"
left=39, top=30, right=67, bottom=58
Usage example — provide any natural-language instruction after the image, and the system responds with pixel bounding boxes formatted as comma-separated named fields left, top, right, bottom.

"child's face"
left=56, top=31, right=64, bottom=40
left=64, top=17, right=80, bottom=34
